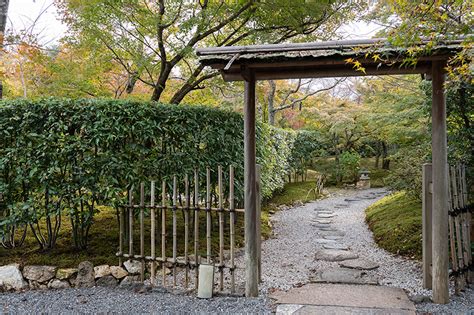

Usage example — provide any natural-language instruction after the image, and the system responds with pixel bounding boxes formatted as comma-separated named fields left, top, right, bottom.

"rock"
left=96, top=275, right=118, bottom=287
left=317, top=213, right=336, bottom=218
left=23, top=265, right=57, bottom=283
left=120, top=275, right=141, bottom=286
left=315, top=238, right=338, bottom=244
left=315, top=249, right=358, bottom=262
left=123, top=260, right=142, bottom=274
left=339, top=259, right=379, bottom=270
left=94, top=265, right=111, bottom=278
left=313, top=219, right=332, bottom=224
left=48, top=279, right=70, bottom=290
left=75, top=261, right=95, bottom=288
left=318, top=230, right=345, bottom=237
left=110, top=266, right=128, bottom=279
left=322, top=235, right=343, bottom=240
left=323, top=243, right=349, bottom=250
left=28, top=280, right=47, bottom=290
left=310, top=267, right=378, bottom=285
left=0, top=264, right=27, bottom=291
left=411, top=294, right=431, bottom=304
left=56, top=268, right=78, bottom=280
left=293, top=201, right=304, bottom=207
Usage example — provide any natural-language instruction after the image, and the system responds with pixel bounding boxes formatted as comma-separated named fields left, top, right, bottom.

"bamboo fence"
left=116, top=166, right=249, bottom=293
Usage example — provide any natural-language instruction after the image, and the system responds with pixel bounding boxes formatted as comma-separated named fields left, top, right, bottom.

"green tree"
left=56, top=0, right=361, bottom=103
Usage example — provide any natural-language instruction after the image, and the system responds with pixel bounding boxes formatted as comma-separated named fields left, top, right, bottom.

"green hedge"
left=0, top=99, right=318, bottom=248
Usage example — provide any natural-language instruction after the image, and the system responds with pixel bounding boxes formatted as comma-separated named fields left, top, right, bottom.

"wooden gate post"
left=431, top=60, right=449, bottom=304
left=422, top=163, right=432, bottom=289
left=244, top=69, right=258, bottom=297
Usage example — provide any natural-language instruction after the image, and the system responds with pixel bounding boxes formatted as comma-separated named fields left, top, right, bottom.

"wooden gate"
left=423, top=163, right=472, bottom=293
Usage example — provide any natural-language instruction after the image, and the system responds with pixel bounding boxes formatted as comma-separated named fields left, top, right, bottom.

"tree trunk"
left=151, top=63, right=172, bottom=102
left=267, top=80, right=277, bottom=125
left=381, top=141, right=390, bottom=170
left=0, top=0, right=9, bottom=100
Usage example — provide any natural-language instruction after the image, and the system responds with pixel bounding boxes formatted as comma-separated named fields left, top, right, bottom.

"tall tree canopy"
left=56, top=0, right=362, bottom=103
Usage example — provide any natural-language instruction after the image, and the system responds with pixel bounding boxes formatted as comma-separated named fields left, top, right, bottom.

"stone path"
left=270, top=189, right=419, bottom=314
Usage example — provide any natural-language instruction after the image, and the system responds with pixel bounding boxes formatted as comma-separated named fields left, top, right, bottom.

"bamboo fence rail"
left=116, top=165, right=249, bottom=293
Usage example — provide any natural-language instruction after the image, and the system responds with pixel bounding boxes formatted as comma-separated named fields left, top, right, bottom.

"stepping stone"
left=323, top=243, right=349, bottom=250
left=270, top=284, right=416, bottom=314
left=339, top=258, right=379, bottom=270
left=315, top=249, right=358, bottom=262
left=344, top=198, right=359, bottom=202
left=318, top=227, right=336, bottom=232
left=319, top=230, right=345, bottom=237
left=316, top=210, right=334, bottom=214
left=315, top=238, right=338, bottom=245
left=334, top=204, right=348, bottom=208
left=359, top=196, right=376, bottom=200
left=318, top=213, right=336, bottom=218
left=310, top=268, right=378, bottom=285
left=310, top=224, right=333, bottom=229
left=314, top=219, right=332, bottom=224
left=323, top=235, right=343, bottom=241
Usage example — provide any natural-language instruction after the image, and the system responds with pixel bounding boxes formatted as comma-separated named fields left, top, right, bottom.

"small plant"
left=339, top=151, right=361, bottom=184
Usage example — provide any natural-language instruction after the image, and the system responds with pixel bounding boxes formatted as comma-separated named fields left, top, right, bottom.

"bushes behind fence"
left=0, top=99, right=321, bottom=249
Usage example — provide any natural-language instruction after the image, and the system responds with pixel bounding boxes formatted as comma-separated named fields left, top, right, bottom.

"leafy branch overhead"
left=55, top=0, right=362, bottom=103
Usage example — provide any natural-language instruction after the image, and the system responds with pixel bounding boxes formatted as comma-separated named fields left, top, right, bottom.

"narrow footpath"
left=260, top=188, right=473, bottom=314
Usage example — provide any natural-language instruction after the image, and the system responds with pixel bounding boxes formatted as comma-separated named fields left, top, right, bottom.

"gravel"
left=1, top=188, right=472, bottom=314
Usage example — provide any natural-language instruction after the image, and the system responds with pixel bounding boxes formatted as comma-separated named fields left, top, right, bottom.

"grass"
left=0, top=180, right=320, bottom=268
left=365, top=191, right=422, bottom=260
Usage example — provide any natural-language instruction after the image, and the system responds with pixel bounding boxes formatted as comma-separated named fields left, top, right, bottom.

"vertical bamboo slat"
left=184, top=175, right=190, bottom=288
left=218, top=165, right=224, bottom=291
left=206, top=168, right=211, bottom=264
left=150, top=181, right=156, bottom=285
left=451, top=166, right=465, bottom=289
left=194, top=169, right=200, bottom=289
left=460, top=165, right=472, bottom=283
left=129, top=188, right=134, bottom=258
left=140, top=183, right=145, bottom=282
left=458, top=165, right=470, bottom=282
left=229, top=165, right=235, bottom=293
left=119, top=206, right=124, bottom=267
left=447, top=171, right=459, bottom=292
left=162, top=180, right=167, bottom=286
left=172, top=176, right=177, bottom=287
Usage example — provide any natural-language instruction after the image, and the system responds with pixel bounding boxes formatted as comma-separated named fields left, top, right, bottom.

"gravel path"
left=1, top=188, right=472, bottom=314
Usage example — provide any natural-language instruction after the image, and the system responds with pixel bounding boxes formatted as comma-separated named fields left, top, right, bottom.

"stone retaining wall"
left=0, top=260, right=152, bottom=292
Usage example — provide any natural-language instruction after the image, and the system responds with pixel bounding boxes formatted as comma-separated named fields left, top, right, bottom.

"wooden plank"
left=244, top=69, right=258, bottom=297
left=206, top=167, right=211, bottom=264
left=129, top=188, right=134, bottom=258
left=140, top=183, right=145, bottom=282
left=458, top=164, right=471, bottom=283
left=460, top=165, right=472, bottom=283
left=229, top=165, right=236, bottom=293
left=150, top=181, right=156, bottom=285
left=256, top=164, right=262, bottom=284
left=162, top=180, right=167, bottom=286
left=172, top=176, right=177, bottom=287
left=194, top=169, right=200, bottom=289
left=184, top=174, right=190, bottom=288
left=431, top=60, right=449, bottom=304
left=119, top=205, right=124, bottom=267
left=218, top=165, right=224, bottom=291
left=451, top=166, right=465, bottom=290
left=422, top=163, right=433, bottom=289
left=447, top=168, right=459, bottom=293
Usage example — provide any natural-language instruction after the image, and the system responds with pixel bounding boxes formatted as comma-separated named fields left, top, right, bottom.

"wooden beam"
left=431, top=60, right=449, bottom=304
left=244, top=69, right=258, bottom=297
left=222, top=64, right=431, bottom=82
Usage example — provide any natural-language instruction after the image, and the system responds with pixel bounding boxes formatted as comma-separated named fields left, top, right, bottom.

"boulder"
left=23, top=265, right=57, bottom=283
left=123, top=260, right=141, bottom=274
left=110, top=266, right=128, bottom=279
left=94, top=265, right=111, bottom=278
left=96, top=275, right=118, bottom=287
left=120, top=275, right=141, bottom=286
left=56, top=268, right=78, bottom=280
left=75, top=261, right=95, bottom=288
left=0, top=264, right=27, bottom=291
left=48, top=279, right=71, bottom=290
left=28, top=280, right=48, bottom=290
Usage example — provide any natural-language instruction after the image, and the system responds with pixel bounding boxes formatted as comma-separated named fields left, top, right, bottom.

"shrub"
left=0, top=99, right=318, bottom=248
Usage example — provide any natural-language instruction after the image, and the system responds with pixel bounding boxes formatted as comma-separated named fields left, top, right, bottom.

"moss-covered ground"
left=365, top=191, right=422, bottom=259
